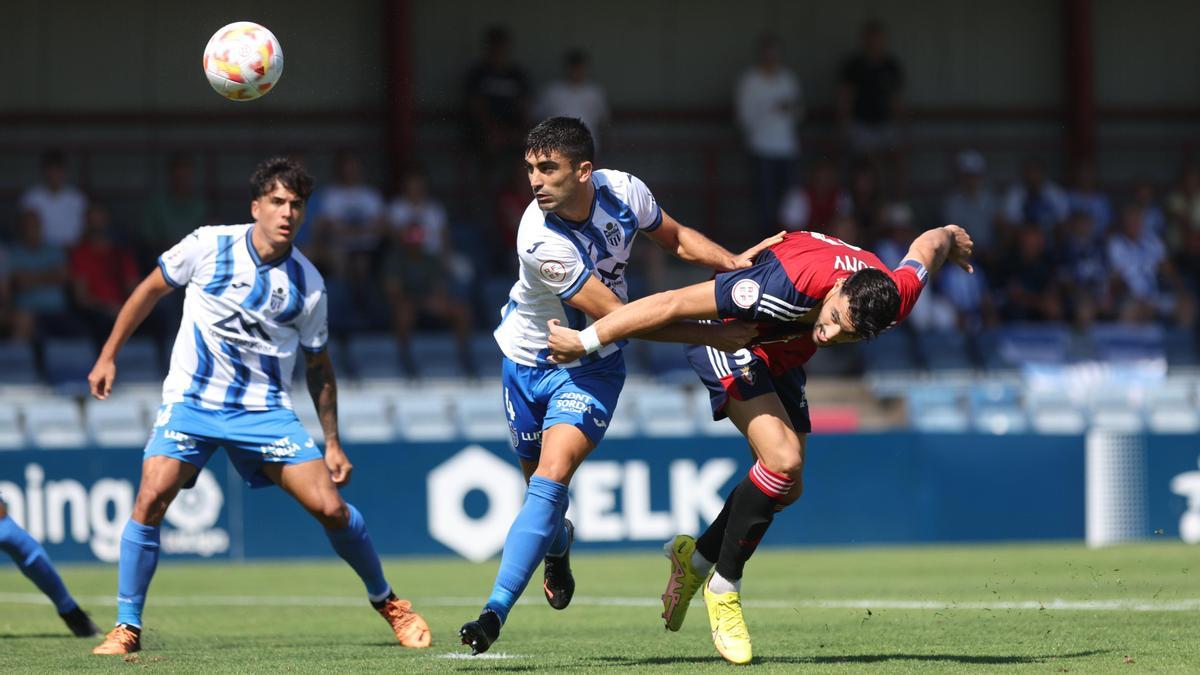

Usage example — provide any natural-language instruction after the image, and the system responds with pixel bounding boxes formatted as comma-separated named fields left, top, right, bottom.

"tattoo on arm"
left=305, top=353, right=339, bottom=444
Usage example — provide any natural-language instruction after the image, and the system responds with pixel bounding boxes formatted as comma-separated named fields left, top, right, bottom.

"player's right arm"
left=549, top=280, right=722, bottom=363
left=87, top=268, right=175, bottom=400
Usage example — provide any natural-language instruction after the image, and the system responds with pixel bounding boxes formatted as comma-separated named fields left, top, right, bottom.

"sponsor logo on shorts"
left=539, top=260, right=568, bottom=283
left=555, top=392, right=594, bottom=414
left=260, top=436, right=302, bottom=458
left=732, top=279, right=760, bottom=309
left=163, top=429, right=197, bottom=451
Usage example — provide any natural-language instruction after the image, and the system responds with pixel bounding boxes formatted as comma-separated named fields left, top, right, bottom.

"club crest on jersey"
left=603, top=222, right=621, bottom=247
left=268, top=287, right=286, bottom=313
left=732, top=279, right=761, bottom=309
left=539, top=260, right=567, bottom=283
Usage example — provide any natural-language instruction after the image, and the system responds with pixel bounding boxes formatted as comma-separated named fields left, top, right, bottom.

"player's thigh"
left=502, top=359, right=548, bottom=464
left=724, top=394, right=806, bottom=478
left=536, top=423, right=596, bottom=484
left=263, top=459, right=348, bottom=528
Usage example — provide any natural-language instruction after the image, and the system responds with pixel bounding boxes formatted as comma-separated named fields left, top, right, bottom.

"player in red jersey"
left=547, top=225, right=974, bottom=664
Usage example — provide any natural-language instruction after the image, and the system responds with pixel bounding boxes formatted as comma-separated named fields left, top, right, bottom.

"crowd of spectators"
left=2, top=21, right=1197, bottom=382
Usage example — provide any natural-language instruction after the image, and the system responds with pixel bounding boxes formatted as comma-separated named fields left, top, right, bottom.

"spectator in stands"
left=0, top=242, right=33, bottom=340
left=998, top=224, right=1063, bottom=322
left=1066, top=159, right=1114, bottom=233
left=382, top=222, right=475, bottom=378
left=1166, top=164, right=1200, bottom=254
left=1107, top=203, right=1195, bottom=327
left=465, top=26, right=531, bottom=189
left=1131, top=178, right=1166, bottom=236
left=1002, top=158, right=1068, bottom=232
left=388, top=167, right=476, bottom=296
left=19, top=150, right=88, bottom=248
left=942, top=150, right=1000, bottom=262
left=847, top=160, right=884, bottom=239
left=736, top=33, right=804, bottom=236
left=535, top=49, right=610, bottom=152
left=8, top=210, right=79, bottom=337
left=141, top=154, right=207, bottom=267
left=936, top=264, right=996, bottom=333
left=70, top=204, right=141, bottom=345
left=872, top=201, right=914, bottom=269
left=778, top=157, right=848, bottom=232
left=1055, top=210, right=1112, bottom=328
left=493, top=163, right=530, bottom=274
left=836, top=20, right=906, bottom=194
left=314, top=151, right=386, bottom=275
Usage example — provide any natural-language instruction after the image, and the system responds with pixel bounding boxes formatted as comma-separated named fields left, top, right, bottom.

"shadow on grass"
left=590, top=649, right=1109, bottom=666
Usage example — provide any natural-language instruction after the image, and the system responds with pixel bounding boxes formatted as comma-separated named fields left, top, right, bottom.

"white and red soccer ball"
left=203, top=21, right=283, bottom=101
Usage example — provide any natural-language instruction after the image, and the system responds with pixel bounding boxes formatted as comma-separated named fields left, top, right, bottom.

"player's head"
left=813, top=268, right=899, bottom=346
left=524, top=117, right=595, bottom=214
left=249, top=156, right=313, bottom=247
left=40, top=149, right=67, bottom=190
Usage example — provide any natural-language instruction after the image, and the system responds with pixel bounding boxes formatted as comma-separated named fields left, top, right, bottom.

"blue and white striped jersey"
left=494, top=169, right=662, bottom=368
left=157, top=224, right=327, bottom=411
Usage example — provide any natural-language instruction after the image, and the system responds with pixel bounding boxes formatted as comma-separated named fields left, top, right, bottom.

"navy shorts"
left=686, top=343, right=811, bottom=434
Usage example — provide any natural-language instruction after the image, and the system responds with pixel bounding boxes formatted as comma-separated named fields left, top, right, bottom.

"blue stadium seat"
left=43, top=338, right=96, bottom=394
left=993, top=324, right=1071, bottom=367
left=642, top=341, right=693, bottom=383
left=1089, top=323, right=1164, bottom=362
left=968, top=382, right=1020, bottom=411
left=345, top=335, right=405, bottom=380
left=918, top=330, right=974, bottom=371
left=469, top=335, right=504, bottom=378
left=1164, top=327, right=1198, bottom=367
left=410, top=333, right=465, bottom=378
left=972, top=406, right=1028, bottom=434
left=0, top=341, right=40, bottom=385
left=861, top=329, right=919, bottom=372
left=115, top=338, right=162, bottom=383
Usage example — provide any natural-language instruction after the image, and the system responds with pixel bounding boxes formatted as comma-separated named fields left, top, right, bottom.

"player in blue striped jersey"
left=86, top=157, right=430, bottom=655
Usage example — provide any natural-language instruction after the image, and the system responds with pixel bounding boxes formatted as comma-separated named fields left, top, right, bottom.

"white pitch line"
left=2, top=592, right=1199, bottom=612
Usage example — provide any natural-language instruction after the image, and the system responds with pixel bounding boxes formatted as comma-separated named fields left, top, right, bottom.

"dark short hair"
left=843, top=268, right=900, bottom=341
left=250, top=156, right=313, bottom=201
left=525, top=117, right=594, bottom=165
left=41, top=149, right=66, bottom=169
left=565, top=49, right=587, bottom=67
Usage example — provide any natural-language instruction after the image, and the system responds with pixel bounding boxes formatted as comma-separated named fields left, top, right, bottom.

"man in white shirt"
left=19, top=150, right=87, bottom=248
left=535, top=50, right=611, bottom=151
left=736, top=35, right=803, bottom=236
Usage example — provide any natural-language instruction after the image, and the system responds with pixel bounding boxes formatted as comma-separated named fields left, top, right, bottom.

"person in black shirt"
left=836, top=20, right=907, bottom=194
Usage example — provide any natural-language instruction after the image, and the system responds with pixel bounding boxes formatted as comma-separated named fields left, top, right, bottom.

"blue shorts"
left=144, top=402, right=323, bottom=489
left=685, top=343, right=811, bottom=434
left=502, top=351, right=626, bottom=462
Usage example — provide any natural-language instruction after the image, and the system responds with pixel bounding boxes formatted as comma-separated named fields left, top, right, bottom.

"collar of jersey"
left=547, top=182, right=598, bottom=229
left=244, top=225, right=293, bottom=271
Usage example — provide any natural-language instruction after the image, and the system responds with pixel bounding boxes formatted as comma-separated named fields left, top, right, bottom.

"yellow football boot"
left=703, top=574, right=752, bottom=665
left=661, top=534, right=706, bottom=631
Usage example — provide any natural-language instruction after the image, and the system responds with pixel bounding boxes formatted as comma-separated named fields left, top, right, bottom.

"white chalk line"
left=2, top=592, right=1198, bottom=612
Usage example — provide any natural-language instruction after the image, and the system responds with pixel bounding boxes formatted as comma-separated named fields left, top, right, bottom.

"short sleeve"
left=713, top=257, right=806, bottom=323
left=157, top=229, right=205, bottom=288
left=297, top=290, right=329, bottom=353
left=519, top=237, right=592, bottom=300
left=625, top=174, right=663, bottom=232
left=891, top=260, right=929, bottom=323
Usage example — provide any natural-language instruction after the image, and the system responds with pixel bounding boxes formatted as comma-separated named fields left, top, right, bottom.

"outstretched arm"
left=550, top=280, right=721, bottom=363
left=87, top=269, right=175, bottom=399
left=902, top=224, right=975, bottom=276
left=646, top=210, right=783, bottom=272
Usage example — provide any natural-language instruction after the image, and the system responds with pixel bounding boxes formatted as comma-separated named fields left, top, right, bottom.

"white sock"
left=708, top=570, right=741, bottom=594
left=691, top=550, right=714, bottom=575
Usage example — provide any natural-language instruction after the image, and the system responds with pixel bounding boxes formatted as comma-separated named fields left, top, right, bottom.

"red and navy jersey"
left=713, top=230, right=927, bottom=374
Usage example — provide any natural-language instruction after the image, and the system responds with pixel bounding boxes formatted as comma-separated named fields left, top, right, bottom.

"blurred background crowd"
left=2, top=8, right=1198, bottom=384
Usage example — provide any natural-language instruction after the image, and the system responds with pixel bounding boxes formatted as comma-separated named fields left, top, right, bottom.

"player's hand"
left=546, top=319, right=586, bottom=363
left=706, top=320, right=759, bottom=353
left=943, top=224, right=975, bottom=273
left=324, top=443, right=353, bottom=487
left=88, top=358, right=117, bottom=400
left=730, top=231, right=786, bottom=270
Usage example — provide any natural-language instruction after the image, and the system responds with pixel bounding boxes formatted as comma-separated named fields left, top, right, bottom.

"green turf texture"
left=2, top=542, right=1197, bottom=672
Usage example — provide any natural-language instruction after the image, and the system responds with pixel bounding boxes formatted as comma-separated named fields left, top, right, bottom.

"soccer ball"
left=202, top=21, right=283, bottom=101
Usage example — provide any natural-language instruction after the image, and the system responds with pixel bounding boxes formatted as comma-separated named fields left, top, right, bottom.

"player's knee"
left=315, top=500, right=349, bottom=529
left=132, top=488, right=175, bottom=525
left=760, top=440, right=804, bottom=479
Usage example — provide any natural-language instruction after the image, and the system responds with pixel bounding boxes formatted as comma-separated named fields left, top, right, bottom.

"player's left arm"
left=901, top=224, right=975, bottom=277
left=646, top=210, right=784, bottom=272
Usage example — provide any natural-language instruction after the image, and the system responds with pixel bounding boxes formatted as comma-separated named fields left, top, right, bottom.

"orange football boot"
left=92, top=624, right=141, bottom=655
left=377, top=598, right=432, bottom=648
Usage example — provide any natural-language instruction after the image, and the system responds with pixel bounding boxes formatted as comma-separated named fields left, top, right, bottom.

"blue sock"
left=0, top=516, right=78, bottom=614
left=485, top=476, right=569, bottom=623
left=116, top=519, right=161, bottom=627
left=325, top=503, right=391, bottom=601
left=546, top=520, right=570, bottom=558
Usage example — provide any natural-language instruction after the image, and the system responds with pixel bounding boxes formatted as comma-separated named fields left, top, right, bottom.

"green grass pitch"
left=2, top=542, right=1197, bottom=673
